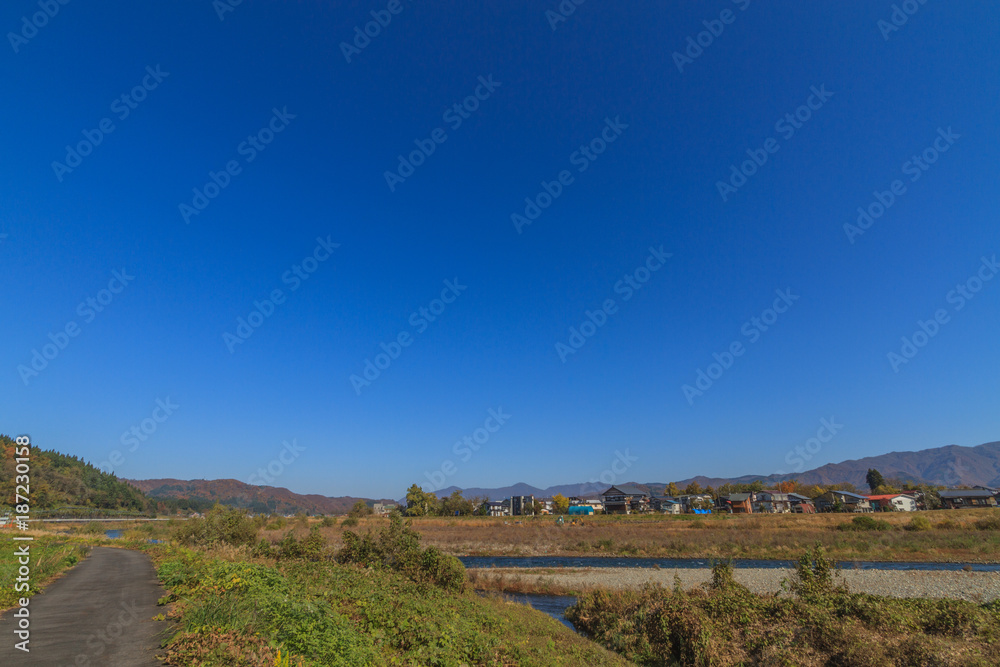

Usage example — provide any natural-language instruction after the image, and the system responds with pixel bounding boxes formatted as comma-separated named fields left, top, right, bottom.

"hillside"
left=675, top=440, right=1000, bottom=490
left=128, top=477, right=395, bottom=515
left=434, top=440, right=1000, bottom=500
left=0, top=434, right=150, bottom=514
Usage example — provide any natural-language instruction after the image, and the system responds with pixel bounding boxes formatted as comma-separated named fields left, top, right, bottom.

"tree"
left=404, top=484, right=438, bottom=517
left=348, top=500, right=373, bottom=518
left=667, top=482, right=680, bottom=497
left=777, top=479, right=798, bottom=493
left=866, top=469, right=885, bottom=493
left=552, top=494, right=570, bottom=514
left=439, top=490, right=474, bottom=516
left=684, top=481, right=703, bottom=495
left=532, top=500, right=543, bottom=515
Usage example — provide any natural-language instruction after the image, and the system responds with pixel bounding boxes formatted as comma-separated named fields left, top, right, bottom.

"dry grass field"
left=256, top=510, right=1000, bottom=563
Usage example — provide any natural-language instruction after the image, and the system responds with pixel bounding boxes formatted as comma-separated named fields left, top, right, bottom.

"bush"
left=905, top=515, right=932, bottom=532
left=173, top=505, right=260, bottom=547
left=837, top=515, right=891, bottom=532
left=320, top=516, right=337, bottom=528
left=973, top=513, right=1000, bottom=531
left=337, top=514, right=465, bottom=591
left=785, top=545, right=844, bottom=601
left=341, top=517, right=358, bottom=528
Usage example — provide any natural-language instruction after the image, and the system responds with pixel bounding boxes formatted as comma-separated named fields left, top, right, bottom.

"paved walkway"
left=0, top=546, right=167, bottom=666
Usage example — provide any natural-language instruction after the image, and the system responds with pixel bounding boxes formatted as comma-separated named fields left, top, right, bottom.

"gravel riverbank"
left=472, top=567, right=1000, bottom=603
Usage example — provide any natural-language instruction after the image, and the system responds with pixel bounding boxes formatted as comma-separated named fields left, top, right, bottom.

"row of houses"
left=598, top=485, right=1000, bottom=515
left=473, top=485, right=999, bottom=517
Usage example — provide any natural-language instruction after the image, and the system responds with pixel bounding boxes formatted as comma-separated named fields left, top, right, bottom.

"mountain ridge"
left=431, top=440, right=1000, bottom=500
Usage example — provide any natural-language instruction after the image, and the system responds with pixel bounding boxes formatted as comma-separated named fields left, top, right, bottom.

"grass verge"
left=0, top=536, right=90, bottom=609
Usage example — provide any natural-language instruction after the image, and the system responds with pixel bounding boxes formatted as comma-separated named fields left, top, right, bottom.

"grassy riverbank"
left=0, top=534, right=90, bottom=609
left=567, top=551, right=1000, bottom=666
left=147, top=510, right=630, bottom=666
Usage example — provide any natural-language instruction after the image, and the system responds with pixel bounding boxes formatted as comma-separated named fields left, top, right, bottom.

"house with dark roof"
left=939, top=489, right=998, bottom=509
left=651, top=496, right=681, bottom=514
left=754, top=491, right=791, bottom=513
left=721, top=492, right=753, bottom=513
left=813, top=490, right=872, bottom=513
left=601, top=484, right=649, bottom=514
left=788, top=493, right=816, bottom=513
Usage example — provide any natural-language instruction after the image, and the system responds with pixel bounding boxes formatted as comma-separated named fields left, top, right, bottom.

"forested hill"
left=0, top=434, right=150, bottom=513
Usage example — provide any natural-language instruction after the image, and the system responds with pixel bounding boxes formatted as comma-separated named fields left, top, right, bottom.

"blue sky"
left=2, top=1, right=998, bottom=499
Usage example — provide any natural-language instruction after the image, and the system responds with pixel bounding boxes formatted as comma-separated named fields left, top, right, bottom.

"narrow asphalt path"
left=0, top=546, right=167, bottom=666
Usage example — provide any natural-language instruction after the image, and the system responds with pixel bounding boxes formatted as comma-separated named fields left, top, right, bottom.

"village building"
left=788, top=493, right=816, bottom=513
left=867, top=494, right=917, bottom=512
left=600, top=484, right=650, bottom=514
left=720, top=492, right=753, bottom=513
left=754, top=491, right=792, bottom=513
left=651, top=496, right=681, bottom=514
left=813, top=490, right=872, bottom=513
left=939, top=489, right=998, bottom=509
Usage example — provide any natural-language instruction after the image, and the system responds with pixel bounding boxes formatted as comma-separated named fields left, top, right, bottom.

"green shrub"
left=974, top=513, right=1000, bottom=531
left=905, top=515, right=932, bottom=532
left=341, top=516, right=358, bottom=528
left=173, top=505, right=260, bottom=547
left=320, top=516, right=337, bottom=527
left=337, top=513, right=465, bottom=591
left=785, top=544, right=844, bottom=601
left=837, top=515, right=891, bottom=532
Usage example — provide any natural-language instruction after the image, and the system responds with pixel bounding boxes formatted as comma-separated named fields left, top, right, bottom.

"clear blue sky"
left=3, top=1, right=998, bottom=498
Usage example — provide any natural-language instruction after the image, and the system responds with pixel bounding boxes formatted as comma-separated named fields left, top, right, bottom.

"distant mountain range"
left=432, top=440, right=1000, bottom=500
left=127, top=478, right=396, bottom=515
left=127, top=440, right=1000, bottom=510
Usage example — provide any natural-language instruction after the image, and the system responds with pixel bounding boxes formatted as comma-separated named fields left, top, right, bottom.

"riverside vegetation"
left=566, top=547, right=1000, bottom=666
left=152, top=506, right=627, bottom=665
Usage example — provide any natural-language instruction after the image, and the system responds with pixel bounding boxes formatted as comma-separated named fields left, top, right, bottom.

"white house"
left=867, top=494, right=917, bottom=512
